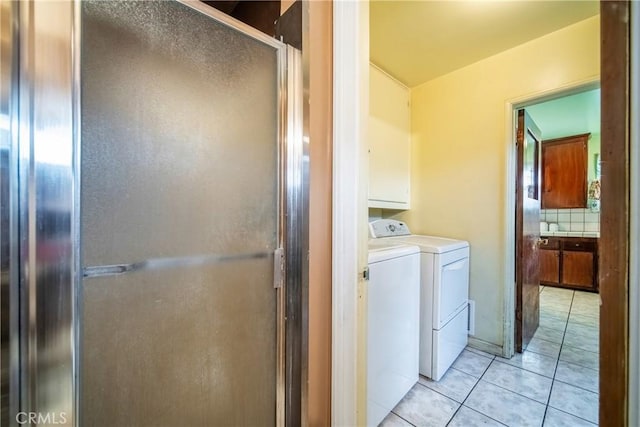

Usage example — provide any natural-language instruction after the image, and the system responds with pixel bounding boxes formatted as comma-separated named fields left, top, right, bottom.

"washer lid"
left=368, top=242, right=419, bottom=264
left=398, top=235, right=469, bottom=253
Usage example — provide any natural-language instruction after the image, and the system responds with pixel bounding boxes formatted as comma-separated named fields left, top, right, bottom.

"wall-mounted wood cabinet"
left=541, top=133, right=589, bottom=209
left=368, top=64, right=411, bottom=210
left=539, top=237, right=598, bottom=292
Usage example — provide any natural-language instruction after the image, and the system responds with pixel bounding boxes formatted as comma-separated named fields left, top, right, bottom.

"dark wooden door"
left=516, top=109, right=542, bottom=352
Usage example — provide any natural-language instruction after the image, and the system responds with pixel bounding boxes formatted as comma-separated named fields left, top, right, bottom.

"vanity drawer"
left=562, top=239, right=597, bottom=252
left=540, top=238, right=560, bottom=250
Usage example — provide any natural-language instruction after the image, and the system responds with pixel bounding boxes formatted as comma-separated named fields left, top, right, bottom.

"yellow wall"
left=281, top=0, right=296, bottom=14
left=394, top=16, right=600, bottom=348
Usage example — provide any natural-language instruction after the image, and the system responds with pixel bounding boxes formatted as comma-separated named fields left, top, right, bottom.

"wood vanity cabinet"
left=539, top=237, right=598, bottom=292
left=541, top=133, right=589, bottom=209
left=539, top=238, right=560, bottom=285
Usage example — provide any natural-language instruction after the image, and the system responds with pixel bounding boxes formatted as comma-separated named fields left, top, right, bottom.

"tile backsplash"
left=540, top=208, right=600, bottom=232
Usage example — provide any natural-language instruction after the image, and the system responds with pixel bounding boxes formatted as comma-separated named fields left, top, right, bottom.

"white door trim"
left=332, top=1, right=369, bottom=425
left=502, top=103, right=518, bottom=359
left=502, top=77, right=599, bottom=358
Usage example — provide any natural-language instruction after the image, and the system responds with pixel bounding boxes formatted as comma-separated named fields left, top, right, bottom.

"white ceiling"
left=370, top=1, right=600, bottom=88
left=527, top=88, right=600, bottom=140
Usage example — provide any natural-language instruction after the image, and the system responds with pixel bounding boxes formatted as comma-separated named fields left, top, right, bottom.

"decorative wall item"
left=588, top=179, right=601, bottom=212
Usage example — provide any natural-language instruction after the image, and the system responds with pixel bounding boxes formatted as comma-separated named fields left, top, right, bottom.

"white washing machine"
left=370, top=219, right=470, bottom=381
left=367, top=241, right=420, bottom=427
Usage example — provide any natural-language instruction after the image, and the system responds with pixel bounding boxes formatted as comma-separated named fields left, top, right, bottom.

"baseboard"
left=468, top=336, right=504, bottom=357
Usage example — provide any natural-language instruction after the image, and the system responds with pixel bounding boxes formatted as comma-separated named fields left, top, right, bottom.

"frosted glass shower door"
left=80, top=2, right=282, bottom=426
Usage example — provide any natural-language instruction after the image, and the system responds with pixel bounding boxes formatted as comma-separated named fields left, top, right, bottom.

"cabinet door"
left=541, top=134, right=589, bottom=208
left=540, top=249, right=560, bottom=284
left=562, top=251, right=595, bottom=289
left=368, top=65, right=411, bottom=209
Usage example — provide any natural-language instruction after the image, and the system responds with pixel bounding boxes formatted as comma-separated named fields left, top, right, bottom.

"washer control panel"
left=369, top=219, right=412, bottom=238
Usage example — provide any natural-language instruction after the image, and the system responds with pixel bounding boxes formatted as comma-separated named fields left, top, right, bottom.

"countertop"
left=541, top=231, right=600, bottom=238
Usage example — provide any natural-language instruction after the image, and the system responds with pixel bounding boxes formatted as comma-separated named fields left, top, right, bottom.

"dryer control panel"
left=369, top=219, right=412, bottom=238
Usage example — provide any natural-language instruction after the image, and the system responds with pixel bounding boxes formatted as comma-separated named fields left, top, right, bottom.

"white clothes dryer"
left=369, top=219, right=470, bottom=381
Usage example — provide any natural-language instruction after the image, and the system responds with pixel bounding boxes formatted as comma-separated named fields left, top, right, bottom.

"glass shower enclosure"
left=0, top=1, right=306, bottom=426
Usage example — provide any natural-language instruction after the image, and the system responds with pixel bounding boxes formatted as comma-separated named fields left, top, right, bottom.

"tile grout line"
left=389, top=289, right=599, bottom=427
left=444, top=355, right=513, bottom=427
left=524, top=336, right=563, bottom=360
left=550, top=290, right=600, bottom=425
left=464, top=347, right=497, bottom=360
left=398, top=380, right=464, bottom=426
left=416, top=361, right=501, bottom=405
left=545, top=403, right=599, bottom=426
left=389, top=410, right=416, bottom=427
left=456, top=289, right=568, bottom=426
left=540, top=289, right=574, bottom=425
left=413, top=371, right=482, bottom=406
left=553, top=343, right=600, bottom=370
left=552, top=378, right=599, bottom=396
left=561, top=292, right=600, bottom=371
left=407, top=379, right=473, bottom=423
left=491, top=357, right=555, bottom=380
left=544, top=290, right=599, bottom=425
left=446, top=406, right=509, bottom=427
left=475, top=375, right=553, bottom=407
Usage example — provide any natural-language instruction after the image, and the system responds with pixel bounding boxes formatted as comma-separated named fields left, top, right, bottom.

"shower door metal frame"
left=16, top=0, right=79, bottom=425
left=1, top=0, right=20, bottom=425
left=2, top=1, right=307, bottom=426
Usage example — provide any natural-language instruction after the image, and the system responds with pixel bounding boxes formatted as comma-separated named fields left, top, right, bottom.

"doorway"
left=512, top=86, right=602, bottom=424
left=511, top=4, right=633, bottom=424
left=506, top=4, right=632, bottom=423
left=334, top=2, right=629, bottom=425
left=514, top=86, right=602, bottom=352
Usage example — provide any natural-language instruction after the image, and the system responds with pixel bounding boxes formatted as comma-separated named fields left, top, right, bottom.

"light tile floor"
left=380, top=286, right=600, bottom=427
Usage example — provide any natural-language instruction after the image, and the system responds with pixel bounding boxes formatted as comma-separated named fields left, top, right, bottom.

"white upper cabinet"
left=369, top=64, right=411, bottom=209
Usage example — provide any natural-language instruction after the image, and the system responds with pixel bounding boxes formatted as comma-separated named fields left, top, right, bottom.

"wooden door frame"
left=600, top=2, right=631, bottom=425
left=629, top=2, right=640, bottom=425
left=504, top=78, right=599, bottom=360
